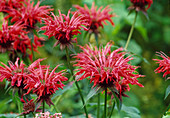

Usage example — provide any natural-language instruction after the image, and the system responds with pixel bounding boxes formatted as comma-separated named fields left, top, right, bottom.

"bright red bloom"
left=153, top=52, right=170, bottom=80
left=0, top=20, right=25, bottom=52
left=129, top=0, right=153, bottom=12
left=0, top=0, right=24, bottom=13
left=41, top=10, right=88, bottom=50
left=73, top=43, right=144, bottom=99
left=5, top=0, right=53, bottom=29
left=74, top=2, right=115, bottom=34
left=24, top=64, right=68, bottom=106
left=0, top=58, right=44, bottom=91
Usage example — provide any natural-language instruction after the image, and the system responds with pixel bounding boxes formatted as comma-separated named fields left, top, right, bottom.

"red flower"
left=0, top=20, right=25, bottom=52
left=24, top=64, right=68, bottom=106
left=0, top=0, right=24, bottom=13
left=0, top=58, right=44, bottom=92
left=73, top=43, right=144, bottom=99
left=74, top=2, right=115, bottom=34
left=5, top=0, right=53, bottom=29
left=41, top=9, right=88, bottom=50
left=153, top=52, right=170, bottom=80
left=128, top=0, right=153, bottom=12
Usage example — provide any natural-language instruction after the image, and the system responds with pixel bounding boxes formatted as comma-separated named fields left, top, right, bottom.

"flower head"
left=128, top=0, right=153, bottom=13
left=5, top=0, right=53, bottom=30
left=73, top=43, right=144, bottom=99
left=35, top=112, right=62, bottom=118
left=0, top=20, right=25, bottom=52
left=153, top=52, right=170, bottom=80
left=24, top=63, right=68, bottom=106
left=0, top=0, right=24, bottom=13
left=0, top=58, right=44, bottom=94
left=41, top=10, right=88, bottom=50
left=74, top=2, right=115, bottom=34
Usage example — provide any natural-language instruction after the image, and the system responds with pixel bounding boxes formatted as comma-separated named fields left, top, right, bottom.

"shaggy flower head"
left=0, top=21, right=25, bottom=52
left=24, top=63, right=68, bottom=106
left=41, top=10, right=88, bottom=50
left=5, top=0, right=53, bottom=29
left=73, top=43, right=144, bottom=99
left=153, top=52, right=170, bottom=80
left=0, top=0, right=24, bottom=13
left=74, top=2, right=115, bottom=34
left=0, top=58, right=44, bottom=94
left=128, top=0, right=153, bottom=13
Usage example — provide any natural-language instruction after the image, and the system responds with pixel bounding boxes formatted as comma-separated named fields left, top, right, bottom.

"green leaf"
left=109, top=88, right=122, bottom=112
left=52, top=82, right=73, bottom=99
left=0, top=113, right=18, bottom=118
left=121, top=104, right=141, bottom=118
left=86, top=86, right=101, bottom=103
left=164, top=85, right=170, bottom=100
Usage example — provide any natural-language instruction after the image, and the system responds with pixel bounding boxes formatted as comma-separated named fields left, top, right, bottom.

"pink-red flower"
left=5, top=0, right=53, bottom=29
left=0, top=58, right=44, bottom=93
left=153, top=52, right=170, bottom=80
left=128, top=0, right=153, bottom=12
left=41, top=10, right=88, bottom=49
left=0, top=20, right=25, bottom=52
left=74, top=2, right=115, bottom=34
left=0, top=0, right=24, bottom=13
left=73, top=43, right=144, bottom=99
left=24, top=63, right=68, bottom=106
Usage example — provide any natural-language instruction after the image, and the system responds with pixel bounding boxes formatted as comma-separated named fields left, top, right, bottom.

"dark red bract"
left=41, top=10, right=88, bottom=50
left=74, top=2, right=115, bottom=34
left=153, top=52, right=170, bottom=80
left=129, top=0, right=153, bottom=12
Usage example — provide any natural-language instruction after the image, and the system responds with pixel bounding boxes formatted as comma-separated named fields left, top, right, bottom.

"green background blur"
left=0, top=0, right=169, bottom=118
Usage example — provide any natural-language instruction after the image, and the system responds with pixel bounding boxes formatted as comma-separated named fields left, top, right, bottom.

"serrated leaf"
left=52, top=82, right=73, bottom=99
left=165, top=85, right=170, bottom=100
left=110, top=88, right=122, bottom=112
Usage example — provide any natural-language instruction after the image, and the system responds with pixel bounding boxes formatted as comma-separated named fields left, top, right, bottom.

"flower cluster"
left=0, top=0, right=52, bottom=60
left=73, top=43, right=144, bottom=100
left=74, top=2, right=115, bottom=34
left=5, top=0, right=53, bottom=30
left=153, top=52, right=170, bottom=80
left=0, top=0, right=24, bottom=13
left=41, top=10, right=88, bottom=50
left=35, top=112, right=62, bottom=118
left=128, top=0, right=153, bottom=12
left=0, top=58, right=68, bottom=106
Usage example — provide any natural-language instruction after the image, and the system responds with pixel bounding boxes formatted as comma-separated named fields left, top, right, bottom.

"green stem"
left=97, top=93, right=100, bottom=118
left=24, top=115, right=26, bottom=118
left=95, top=33, right=99, bottom=48
left=43, top=100, right=45, bottom=113
left=109, top=100, right=115, bottom=118
left=104, top=88, right=107, bottom=118
left=65, top=47, right=88, bottom=118
left=28, top=31, right=35, bottom=61
left=31, top=112, right=35, bottom=117
left=124, top=11, right=138, bottom=50
left=51, top=95, right=62, bottom=112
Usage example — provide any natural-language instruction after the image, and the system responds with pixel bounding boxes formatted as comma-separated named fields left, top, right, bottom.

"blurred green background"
left=0, top=0, right=169, bottom=118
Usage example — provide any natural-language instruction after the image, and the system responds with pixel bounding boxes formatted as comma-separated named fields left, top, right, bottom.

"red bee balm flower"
left=0, top=58, right=44, bottom=93
left=0, top=21, right=25, bottom=52
left=73, top=43, right=144, bottom=99
left=0, top=0, right=24, bottom=13
left=153, top=52, right=170, bottom=80
left=5, top=0, right=53, bottom=29
left=74, top=2, right=115, bottom=34
left=129, top=0, right=153, bottom=12
left=41, top=10, right=88, bottom=50
left=24, top=64, right=68, bottom=106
